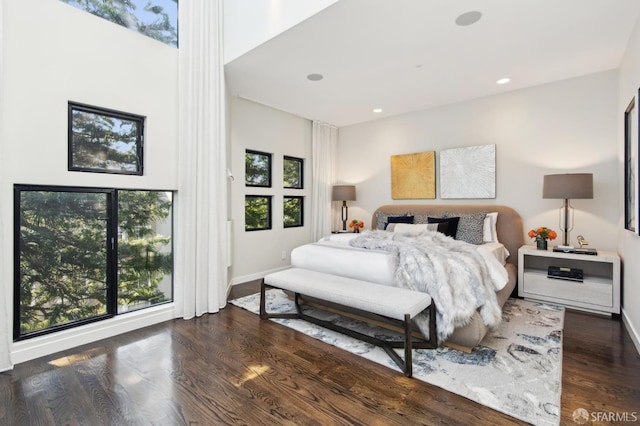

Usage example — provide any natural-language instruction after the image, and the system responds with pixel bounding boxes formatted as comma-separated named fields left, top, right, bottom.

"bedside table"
left=517, top=245, right=620, bottom=315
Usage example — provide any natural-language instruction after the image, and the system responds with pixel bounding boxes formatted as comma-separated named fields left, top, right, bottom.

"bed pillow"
left=376, top=212, right=412, bottom=230
left=442, top=212, right=487, bottom=245
left=384, top=215, right=415, bottom=230
left=483, top=212, right=499, bottom=243
left=389, top=223, right=439, bottom=234
left=427, top=217, right=459, bottom=238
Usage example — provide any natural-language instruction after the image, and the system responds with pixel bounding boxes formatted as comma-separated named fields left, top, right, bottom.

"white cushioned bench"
left=261, top=267, right=437, bottom=377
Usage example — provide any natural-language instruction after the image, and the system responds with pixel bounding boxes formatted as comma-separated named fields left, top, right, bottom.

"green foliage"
left=60, top=0, right=178, bottom=47
left=245, top=152, right=271, bottom=186
left=18, top=190, right=173, bottom=336
left=117, top=191, right=172, bottom=311
left=283, top=157, right=302, bottom=188
left=71, top=110, right=139, bottom=171
left=19, top=192, right=109, bottom=333
left=245, top=196, right=271, bottom=231
left=283, top=197, right=302, bottom=227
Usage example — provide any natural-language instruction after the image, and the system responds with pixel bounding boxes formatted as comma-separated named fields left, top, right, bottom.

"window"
left=245, top=196, right=272, bottom=231
left=14, top=185, right=173, bottom=340
left=245, top=150, right=272, bottom=187
left=117, top=191, right=173, bottom=313
left=283, top=156, right=304, bottom=189
left=59, top=0, right=178, bottom=47
left=69, top=102, right=144, bottom=175
left=283, top=196, right=304, bottom=228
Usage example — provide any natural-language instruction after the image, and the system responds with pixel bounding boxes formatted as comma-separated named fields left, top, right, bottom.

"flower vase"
left=354, top=228, right=360, bottom=233
left=536, top=238, right=548, bottom=250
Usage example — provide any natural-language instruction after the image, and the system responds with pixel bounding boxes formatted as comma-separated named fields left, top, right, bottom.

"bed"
left=291, top=204, right=524, bottom=350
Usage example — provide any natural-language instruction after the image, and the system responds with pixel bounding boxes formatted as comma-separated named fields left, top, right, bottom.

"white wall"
left=618, top=14, right=640, bottom=353
left=1, top=0, right=179, bottom=363
left=229, top=97, right=312, bottom=283
left=223, top=0, right=338, bottom=64
left=338, top=71, right=619, bottom=253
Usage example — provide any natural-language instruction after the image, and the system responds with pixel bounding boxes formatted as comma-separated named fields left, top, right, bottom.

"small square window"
left=245, top=150, right=272, bottom=187
left=68, top=102, right=144, bottom=175
left=283, top=156, right=304, bottom=189
left=245, top=195, right=272, bottom=231
left=283, top=196, right=304, bottom=228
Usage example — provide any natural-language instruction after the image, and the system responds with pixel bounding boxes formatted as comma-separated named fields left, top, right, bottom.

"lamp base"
left=555, top=244, right=575, bottom=250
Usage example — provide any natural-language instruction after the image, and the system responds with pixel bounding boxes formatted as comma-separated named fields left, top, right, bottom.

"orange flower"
left=528, top=226, right=556, bottom=241
left=349, top=219, right=364, bottom=229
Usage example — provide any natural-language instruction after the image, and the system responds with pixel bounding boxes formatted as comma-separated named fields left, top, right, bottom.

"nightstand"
left=517, top=245, right=620, bottom=315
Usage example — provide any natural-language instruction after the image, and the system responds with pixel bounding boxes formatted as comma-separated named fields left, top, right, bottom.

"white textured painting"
left=440, top=144, right=496, bottom=199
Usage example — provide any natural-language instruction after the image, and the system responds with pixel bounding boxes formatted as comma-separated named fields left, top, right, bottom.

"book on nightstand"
left=547, top=266, right=584, bottom=282
left=552, top=247, right=598, bottom=255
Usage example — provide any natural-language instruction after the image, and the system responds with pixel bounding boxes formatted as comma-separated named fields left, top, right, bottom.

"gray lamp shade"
left=332, top=185, right=356, bottom=201
left=543, top=173, right=593, bottom=199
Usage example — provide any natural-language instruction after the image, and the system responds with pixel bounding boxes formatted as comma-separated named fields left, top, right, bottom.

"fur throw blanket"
left=349, top=230, right=502, bottom=343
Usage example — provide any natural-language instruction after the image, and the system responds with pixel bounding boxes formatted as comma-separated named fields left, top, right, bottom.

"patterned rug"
left=230, top=290, right=564, bottom=426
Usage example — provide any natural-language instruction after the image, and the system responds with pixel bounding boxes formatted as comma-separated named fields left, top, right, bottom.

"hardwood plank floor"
left=1, top=280, right=638, bottom=425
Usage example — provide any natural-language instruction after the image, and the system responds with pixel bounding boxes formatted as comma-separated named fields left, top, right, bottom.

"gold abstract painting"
left=390, top=151, right=436, bottom=199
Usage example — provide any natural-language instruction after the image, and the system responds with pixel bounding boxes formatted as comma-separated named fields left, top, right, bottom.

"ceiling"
left=224, top=0, right=640, bottom=128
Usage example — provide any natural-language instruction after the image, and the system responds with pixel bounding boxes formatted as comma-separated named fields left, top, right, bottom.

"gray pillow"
left=443, top=212, right=487, bottom=245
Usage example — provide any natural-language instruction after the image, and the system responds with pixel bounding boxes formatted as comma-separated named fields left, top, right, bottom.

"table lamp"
left=543, top=173, right=593, bottom=248
left=332, top=185, right=356, bottom=231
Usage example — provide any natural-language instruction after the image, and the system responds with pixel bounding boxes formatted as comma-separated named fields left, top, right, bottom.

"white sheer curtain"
left=176, top=0, right=228, bottom=319
left=311, top=121, right=338, bottom=241
left=0, top=0, right=13, bottom=372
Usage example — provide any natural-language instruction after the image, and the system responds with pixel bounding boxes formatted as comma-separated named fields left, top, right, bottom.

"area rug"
left=230, top=290, right=564, bottom=426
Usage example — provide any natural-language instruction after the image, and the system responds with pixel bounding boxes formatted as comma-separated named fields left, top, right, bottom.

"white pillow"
left=392, top=223, right=439, bottom=235
left=483, top=212, right=499, bottom=243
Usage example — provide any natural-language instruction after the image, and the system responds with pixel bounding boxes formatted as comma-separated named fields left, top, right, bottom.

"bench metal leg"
left=404, top=314, right=413, bottom=377
left=259, top=284, right=437, bottom=378
left=260, top=281, right=301, bottom=320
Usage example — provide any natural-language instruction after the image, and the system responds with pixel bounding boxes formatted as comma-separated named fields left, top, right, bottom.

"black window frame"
left=283, top=196, right=304, bottom=228
left=68, top=101, right=145, bottom=175
left=245, top=150, right=272, bottom=188
left=13, top=184, right=174, bottom=341
left=283, top=155, right=304, bottom=189
left=245, top=195, right=272, bottom=231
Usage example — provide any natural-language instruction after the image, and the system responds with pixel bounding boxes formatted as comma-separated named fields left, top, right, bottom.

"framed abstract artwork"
left=624, top=93, right=638, bottom=234
left=390, top=151, right=436, bottom=199
left=440, top=144, right=496, bottom=199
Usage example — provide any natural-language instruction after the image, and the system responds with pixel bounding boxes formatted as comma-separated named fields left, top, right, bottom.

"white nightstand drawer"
left=522, top=271, right=612, bottom=308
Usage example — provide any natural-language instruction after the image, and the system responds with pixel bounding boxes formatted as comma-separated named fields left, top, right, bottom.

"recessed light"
left=496, top=78, right=511, bottom=85
left=307, top=73, right=323, bottom=81
left=455, top=11, right=482, bottom=26
left=373, top=108, right=383, bottom=113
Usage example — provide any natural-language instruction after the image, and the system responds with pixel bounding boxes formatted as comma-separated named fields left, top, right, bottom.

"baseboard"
left=230, top=266, right=290, bottom=286
left=12, top=303, right=176, bottom=365
left=622, top=306, right=640, bottom=355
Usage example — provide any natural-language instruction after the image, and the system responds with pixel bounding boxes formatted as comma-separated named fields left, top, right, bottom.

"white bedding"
left=291, top=232, right=509, bottom=291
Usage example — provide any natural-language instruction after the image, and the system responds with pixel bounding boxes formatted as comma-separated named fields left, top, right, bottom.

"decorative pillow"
left=427, top=217, right=459, bottom=238
left=443, top=212, right=487, bottom=245
left=413, top=214, right=429, bottom=224
left=483, top=212, right=499, bottom=243
left=376, top=212, right=412, bottom=230
left=384, top=215, right=415, bottom=230
left=391, top=223, right=439, bottom=235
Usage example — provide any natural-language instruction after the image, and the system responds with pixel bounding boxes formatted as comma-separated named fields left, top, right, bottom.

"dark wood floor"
left=1, top=280, right=639, bottom=425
